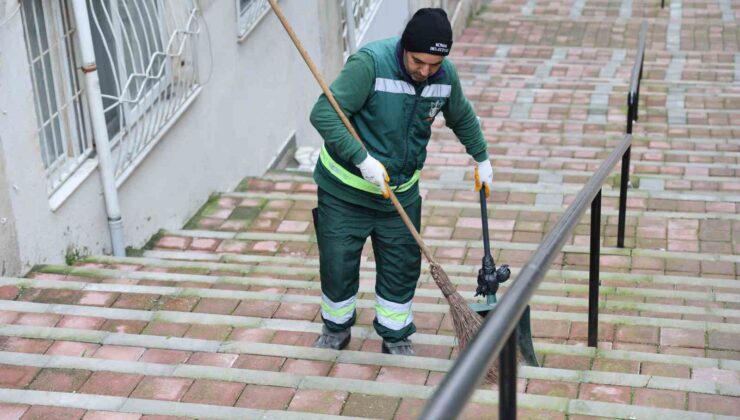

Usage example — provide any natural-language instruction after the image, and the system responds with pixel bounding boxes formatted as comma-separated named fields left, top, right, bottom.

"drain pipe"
left=70, top=0, right=125, bottom=256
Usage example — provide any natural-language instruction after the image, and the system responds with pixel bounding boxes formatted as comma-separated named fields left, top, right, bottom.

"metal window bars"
left=341, top=0, right=383, bottom=60
left=421, top=20, right=648, bottom=420
left=86, top=0, right=200, bottom=181
left=236, top=0, right=270, bottom=41
left=20, top=0, right=94, bottom=196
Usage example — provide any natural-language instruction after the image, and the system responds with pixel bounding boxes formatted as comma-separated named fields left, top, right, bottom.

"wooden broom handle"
left=267, top=0, right=438, bottom=265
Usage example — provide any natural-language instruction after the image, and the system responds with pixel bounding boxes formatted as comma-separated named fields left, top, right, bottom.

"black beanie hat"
left=401, top=8, right=452, bottom=56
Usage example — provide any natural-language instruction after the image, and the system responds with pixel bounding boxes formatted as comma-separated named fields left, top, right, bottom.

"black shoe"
left=314, top=326, right=351, bottom=350
left=381, top=338, right=415, bottom=356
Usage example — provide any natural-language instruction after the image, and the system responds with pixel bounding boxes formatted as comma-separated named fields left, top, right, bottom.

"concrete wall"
left=0, top=0, right=416, bottom=277
left=358, top=0, right=410, bottom=47
left=0, top=0, right=334, bottom=275
left=407, top=0, right=485, bottom=39
left=0, top=10, right=113, bottom=276
left=0, top=137, right=20, bottom=277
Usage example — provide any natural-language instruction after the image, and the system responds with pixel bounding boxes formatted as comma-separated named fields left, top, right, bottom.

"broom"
left=266, top=0, right=499, bottom=382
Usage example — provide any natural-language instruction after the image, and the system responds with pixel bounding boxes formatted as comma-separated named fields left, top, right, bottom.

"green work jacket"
left=310, top=37, right=488, bottom=211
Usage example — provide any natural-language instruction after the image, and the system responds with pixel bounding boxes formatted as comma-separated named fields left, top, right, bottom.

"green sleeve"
left=309, top=52, right=375, bottom=166
left=442, top=63, right=489, bottom=163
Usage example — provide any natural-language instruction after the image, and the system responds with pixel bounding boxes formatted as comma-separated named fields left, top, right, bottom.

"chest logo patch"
left=428, top=99, right=444, bottom=119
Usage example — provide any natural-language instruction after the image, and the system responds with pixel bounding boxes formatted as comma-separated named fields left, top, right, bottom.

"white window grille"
left=86, top=0, right=201, bottom=180
left=341, top=0, right=383, bottom=61
left=21, top=0, right=94, bottom=196
left=236, top=0, right=270, bottom=41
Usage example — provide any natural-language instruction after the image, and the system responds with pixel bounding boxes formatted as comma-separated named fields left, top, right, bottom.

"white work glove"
left=357, top=154, right=390, bottom=199
left=475, top=159, right=493, bottom=198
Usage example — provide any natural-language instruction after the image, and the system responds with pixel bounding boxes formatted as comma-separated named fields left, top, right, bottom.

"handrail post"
left=499, top=327, right=518, bottom=419
left=618, top=92, right=635, bottom=248
left=617, top=147, right=631, bottom=248
left=588, top=190, right=602, bottom=348
left=626, top=93, right=634, bottom=134
left=636, top=64, right=643, bottom=122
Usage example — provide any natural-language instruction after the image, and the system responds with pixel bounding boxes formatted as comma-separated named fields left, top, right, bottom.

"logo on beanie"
left=429, top=42, right=449, bottom=53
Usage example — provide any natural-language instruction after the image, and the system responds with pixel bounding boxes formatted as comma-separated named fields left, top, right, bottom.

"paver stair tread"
left=1, top=316, right=739, bottom=404
left=1, top=353, right=734, bottom=419
left=4, top=273, right=740, bottom=357
left=20, top=266, right=740, bottom=326
left=154, top=229, right=740, bottom=277
left=74, top=254, right=740, bottom=301
left=252, top=171, right=740, bottom=207
left=0, top=389, right=367, bottom=420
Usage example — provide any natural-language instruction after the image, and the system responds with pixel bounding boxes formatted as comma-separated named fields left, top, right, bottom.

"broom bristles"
left=430, top=262, right=523, bottom=384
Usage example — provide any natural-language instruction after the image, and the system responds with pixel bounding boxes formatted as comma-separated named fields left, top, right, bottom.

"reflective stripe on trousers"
left=321, top=293, right=356, bottom=325
left=375, top=295, right=413, bottom=330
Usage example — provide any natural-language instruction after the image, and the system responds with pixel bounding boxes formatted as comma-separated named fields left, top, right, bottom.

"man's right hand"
left=357, top=154, right=390, bottom=199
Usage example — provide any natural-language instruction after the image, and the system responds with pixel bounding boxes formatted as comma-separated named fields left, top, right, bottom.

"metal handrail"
left=421, top=19, right=650, bottom=420
left=421, top=134, right=632, bottom=419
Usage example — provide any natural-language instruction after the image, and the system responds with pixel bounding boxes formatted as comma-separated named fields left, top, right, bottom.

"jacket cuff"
left=473, top=150, right=489, bottom=163
left=350, top=149, right=369, bottom=166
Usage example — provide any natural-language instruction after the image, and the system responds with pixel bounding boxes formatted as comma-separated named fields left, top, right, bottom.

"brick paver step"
left=0, top=331, right=737, bottom=418
left=479, top=0, right=725, bottom=18
left=416, top=158, right=740, bottom=190
left=3, top=316, right=738, bottom=372
left=4, top=275, right=739, bottom=356
left=1, top=341, right=735, bottom=418
left=66, top=257, right=740, bottom=310
left=1, top=319, right=739, bottom=404
left=452, top=46, right=740, bottom=65
left=430, top=135, right=740, bottom=163
left=152, top=228, right=740, bottom=279
left=81, top=253, right=740, bottom=301
left=452, top=43, right=740, bottom=67
left=223, top=190, right=739, bottom=223
left=426, top=149, right=740, bottom=177
left=0, top=389, right=357, bottom=419
left=120, top=252, right=740, bottom=296
left=458, top=76, right=738, bottom=99
left=453, top=62, right=738, bottom=87
left=255, top=172, right=740, bottom=216
left=472, top=118, right=740, bottom=137
left=464, top=17, right=738, bottom=52
left=461, top=88, right=740, bottom=111
left=169, top=198, right=740, bottom=263
left=26, top=264, right=740, bottom=320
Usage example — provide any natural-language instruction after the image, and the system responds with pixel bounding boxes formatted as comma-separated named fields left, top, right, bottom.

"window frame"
left=20, top=0, right=95, bottom=198
left=236, top=0, right=270, bottom=42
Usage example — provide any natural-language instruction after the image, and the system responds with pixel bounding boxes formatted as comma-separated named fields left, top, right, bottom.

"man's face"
left=403, top=51, right=444, bottom=82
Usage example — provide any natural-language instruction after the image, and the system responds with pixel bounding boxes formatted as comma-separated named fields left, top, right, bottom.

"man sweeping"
left=310, top=8, right=492, bottom=355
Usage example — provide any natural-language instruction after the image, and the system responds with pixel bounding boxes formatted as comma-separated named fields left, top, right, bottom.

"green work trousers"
left=314, top=188, right=422, bottom=342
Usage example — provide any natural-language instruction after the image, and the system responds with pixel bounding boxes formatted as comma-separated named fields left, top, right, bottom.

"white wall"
left=358, top=0, right=410, bottom=47
left=0, top=11, right=113, bottom=275
left=0, top=136, right=21, bottom=277
left=0, top=0, right=336, bottom=275
left=0, top=0, right=428, bottom=277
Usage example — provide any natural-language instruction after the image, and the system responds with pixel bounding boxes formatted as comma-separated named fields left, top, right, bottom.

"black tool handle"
left=480, top=188, right=491, bottom=259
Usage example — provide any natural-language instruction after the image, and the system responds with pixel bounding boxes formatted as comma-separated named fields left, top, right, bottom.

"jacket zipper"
left=399, top=90, right=421, bottom=187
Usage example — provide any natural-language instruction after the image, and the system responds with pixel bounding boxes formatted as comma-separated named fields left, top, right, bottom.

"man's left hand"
left=475, top=159, right=493, bottom=198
